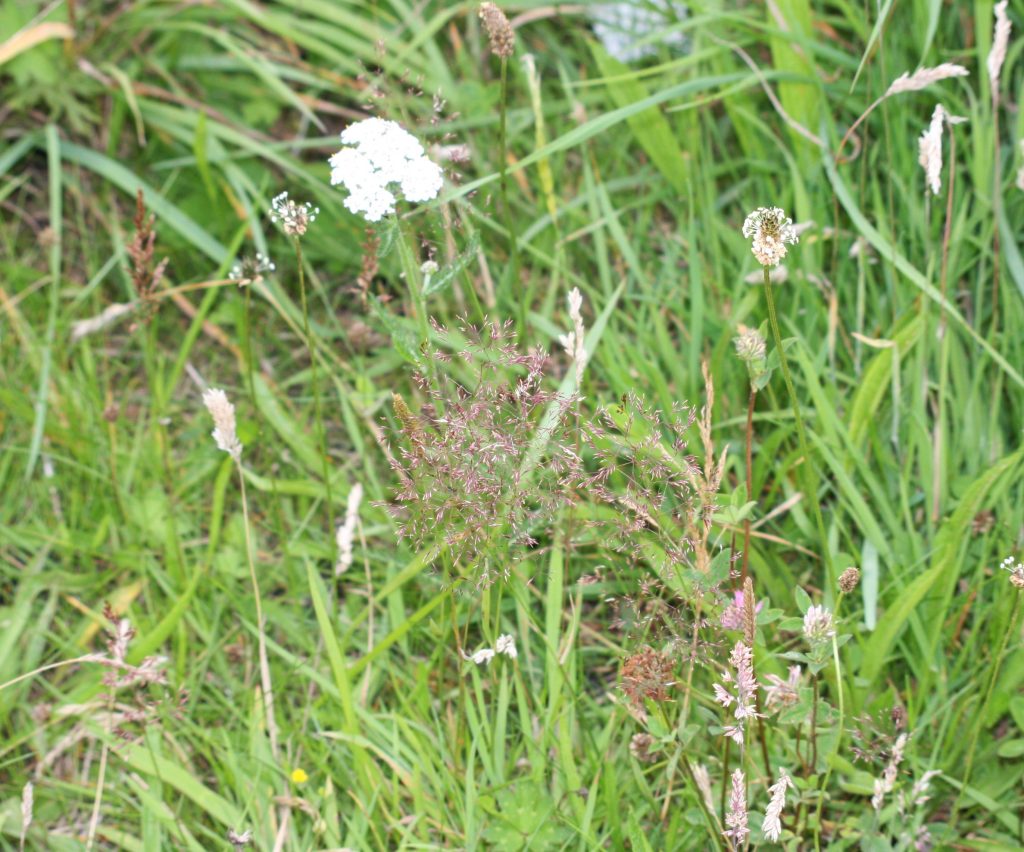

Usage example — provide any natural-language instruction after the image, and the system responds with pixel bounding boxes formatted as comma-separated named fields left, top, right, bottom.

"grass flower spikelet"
left=203, top=388, right=242, bottom=461
left=723, top=768, right=749, bottom=845
left=761, top=771, right=792, bottom=842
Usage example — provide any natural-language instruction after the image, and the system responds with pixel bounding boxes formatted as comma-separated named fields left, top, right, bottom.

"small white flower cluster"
left=229, top=253, right=275, bottom=287
left=328, top=118, right=444, bottom=222
left=203, top=388, right=242, bottom=461
left=270, top=191, right=318, bottom=237
left=1002, top=555, right=1024, bottom=589
left=742, top=207, right=798, bottom=268
left=462, top=633, right=518, bottom=666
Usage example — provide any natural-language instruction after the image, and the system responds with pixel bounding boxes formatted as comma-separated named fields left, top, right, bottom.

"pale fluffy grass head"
left=885, top=63, right=969, bottom=97
left=988, top=1, right=1012, bottom=91
left=203, top=388, right=242, bottom=461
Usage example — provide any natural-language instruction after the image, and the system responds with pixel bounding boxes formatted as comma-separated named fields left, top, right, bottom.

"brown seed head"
left=479, top=3, right=515, bottom=58
left=622, top=648, right=675, bottom=707
left=629, top=732, right=658, bottom=763
left=838, top=566, right=861, bottom=594
left=742, top=576, right=756, bottom=646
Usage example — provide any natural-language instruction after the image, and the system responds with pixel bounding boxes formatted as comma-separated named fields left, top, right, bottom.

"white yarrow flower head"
left=328, top=118, right=444, bottom=222
left=761, top=771, right=792, bottom=842
left=742, top=207, right=798, bottom=268
left=203, top=388, right=242, bottom=461
left=229, top=252, right=275, bottom=287
left=1001, top=555, right=1024, bottom=589
left=802, top=604, right=835, bottom=644
left=270, top=191, right=318, bottom=237
left=496, top=633, right=518, bottom=659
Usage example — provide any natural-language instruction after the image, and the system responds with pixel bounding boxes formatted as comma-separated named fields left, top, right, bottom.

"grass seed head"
left=479, top=3, right=516, bottom=58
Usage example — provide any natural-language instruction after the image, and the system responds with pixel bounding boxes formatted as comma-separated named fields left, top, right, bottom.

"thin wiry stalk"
left=762, top=266, right=834, bottom=591
left=933, top=126, right=956, bottom=520
left=85, top=691, right=113, bottom=850
left=742, top=386, right=755, bottom=582
left=296, top=238, right=336, bottom=548
left=497, top=56, right=522, bottom=288
left=812, top=591, right=848, bottom=850
left=238, top=460, right=280, bottom=758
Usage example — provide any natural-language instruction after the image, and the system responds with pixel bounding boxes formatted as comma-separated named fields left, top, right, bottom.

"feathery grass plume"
left=713, top=641, right=760, bottom=744
left=479, top=3, right=515, bottom=58
left=693, top=763, right=716, bottom=814
left=328, top=118, right=443, bottom=222
left=269, top=191, right=318, bottom=237
left=203, top=388, right=242, bottom=461
left=70, top=301, right=136, bottom=342
left=918, top=104, right=946, bottom=196
left=761, top=771, right=792, bottom=842
left=558, top=287, right=588, bottom=387
left=335, top=483, right=363, bottom=576
left=723, top=768, right=749, bottom=845
left=988, top=1, right=1012, bottom=94
left=837, top=64, right=968, bottom=162
left=19, top=781, right=32, bottom=852
left=885, top=63, right=970, bottom=97
left=838, top=566, right=861, bottom=593
left=872, top=732, right=908, bottom=811
left=388, top=321, right=581, bottom=590
left=742, top=207, right=798, bottom=268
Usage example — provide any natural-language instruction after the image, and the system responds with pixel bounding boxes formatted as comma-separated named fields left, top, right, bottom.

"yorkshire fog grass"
left=2, top=1, right=1024, bottom=849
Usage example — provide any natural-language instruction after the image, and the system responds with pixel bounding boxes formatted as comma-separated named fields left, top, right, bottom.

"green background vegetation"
left=2, top=0, right=1024, bottom=848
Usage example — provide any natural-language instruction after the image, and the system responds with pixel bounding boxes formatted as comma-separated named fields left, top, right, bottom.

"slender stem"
left=296, top=239, right=336, bottom=549
left=812, top=628, right=847, bottom=848
left=680, top=754, right=726, bottom=850
left=497, top=56, right=522, bottom=298
left=762, top=266, right=834, bottom=592
left=742, top=386, right=755, bottom=582
left=85, top=692, right=113, bottom=850
left=238, top=460, right=280, bottom=758
left=990, top=93, right=1002, bottom=335
left=952, top=592, right=1022, bottom=826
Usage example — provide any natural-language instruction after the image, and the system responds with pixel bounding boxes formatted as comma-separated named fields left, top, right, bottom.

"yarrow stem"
left=761, top=265, right=835, bottom=594
left=295, top=239, right=336, bottom=552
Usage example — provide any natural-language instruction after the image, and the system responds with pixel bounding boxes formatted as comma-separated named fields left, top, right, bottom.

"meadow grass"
left=2, top=1, right=1024, bottom=849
